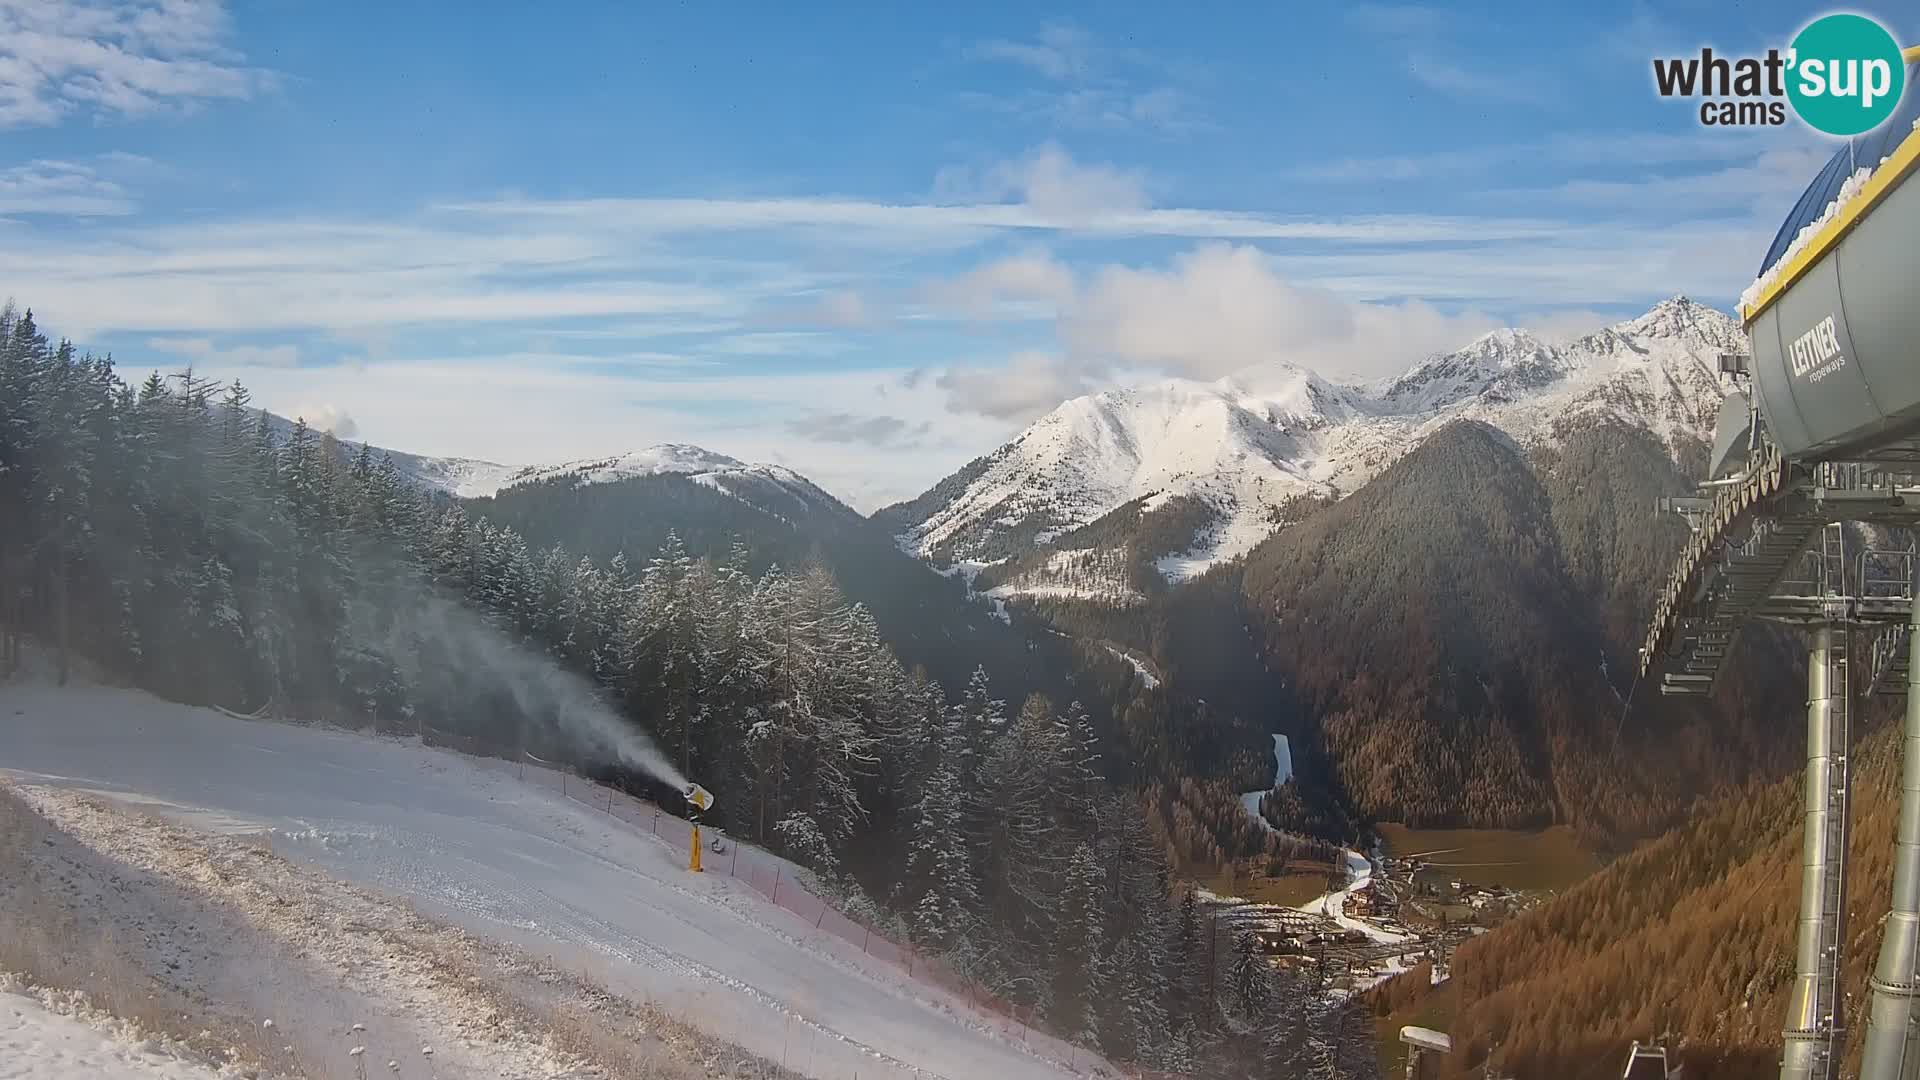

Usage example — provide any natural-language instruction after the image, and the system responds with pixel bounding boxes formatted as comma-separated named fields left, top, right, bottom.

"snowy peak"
left=1378, top=327, right=1563, bottom=413
left=256, top=410, right=514, bottom=499
left=1219, top=362, right=1369, bottom=432
left=886, top=377, right=1335, bottom=577
left=889, top=296, right=1747, bottom=596
left=490, top=443, right=858, bottom=525
left=1613, top=295, right=1743, bottom=349
left=502, top=443, right=749, bottom=488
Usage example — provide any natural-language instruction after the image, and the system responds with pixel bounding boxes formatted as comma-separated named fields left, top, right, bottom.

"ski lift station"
left=1639, top=47, right=1920, bottom=1080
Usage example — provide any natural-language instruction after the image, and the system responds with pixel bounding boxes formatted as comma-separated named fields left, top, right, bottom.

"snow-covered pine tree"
left=1052, top=843, right=1106, bottom=1045
left=1230, top=929, right=1269, bottom=1021
left=898, top=700, right=981, bottom=954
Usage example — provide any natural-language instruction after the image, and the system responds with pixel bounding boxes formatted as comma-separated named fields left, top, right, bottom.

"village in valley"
left=1201, top=844, right=1540, bottom=995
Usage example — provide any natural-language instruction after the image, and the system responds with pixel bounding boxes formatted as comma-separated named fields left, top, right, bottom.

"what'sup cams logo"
left=1653, top=13, right=1908, bottom=135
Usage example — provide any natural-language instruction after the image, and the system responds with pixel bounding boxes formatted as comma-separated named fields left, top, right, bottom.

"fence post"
left=730, top=844, right=738, bottom=876
left=773, top=867, right=781, bottom=904
left=605, top=787, right=612, bottom=814
left=862, top=925, right=870, bottom=952
left=652, top=809, right=658, bottom=835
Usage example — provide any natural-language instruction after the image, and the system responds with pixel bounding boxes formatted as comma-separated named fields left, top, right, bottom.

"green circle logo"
left=1787, top=14, right=1906, bottom=136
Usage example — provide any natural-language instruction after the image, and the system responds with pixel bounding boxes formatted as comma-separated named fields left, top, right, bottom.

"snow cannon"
left=683, top=782, right=715, bottom=873
left=1736, top=51, right=1920, bottom=464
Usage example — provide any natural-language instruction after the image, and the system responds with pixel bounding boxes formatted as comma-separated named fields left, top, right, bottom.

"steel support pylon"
left=1784, top=524, right=1855, bottom=1080
left=1861, top=588, right=1920, bottom=1080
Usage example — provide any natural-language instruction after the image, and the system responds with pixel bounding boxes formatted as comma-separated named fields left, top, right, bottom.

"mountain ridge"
left=880, top=296, right=1740, bottom=599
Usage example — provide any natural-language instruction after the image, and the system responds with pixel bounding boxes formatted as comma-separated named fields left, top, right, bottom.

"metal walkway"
left=1641, top=456, right=1920, bottom=697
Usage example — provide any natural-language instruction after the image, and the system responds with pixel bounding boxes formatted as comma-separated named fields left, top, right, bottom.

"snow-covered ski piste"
left=0, top=682, right=1119, bottom=1080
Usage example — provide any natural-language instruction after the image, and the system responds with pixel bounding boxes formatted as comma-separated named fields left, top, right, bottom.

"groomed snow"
left=0, top=987, right=225, bottom=1080
left=0, top=685, right=1098, bottom=1080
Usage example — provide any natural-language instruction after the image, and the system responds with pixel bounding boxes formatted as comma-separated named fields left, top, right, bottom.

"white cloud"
left=1062, top=244, right=1500, bottom=382
left=920, top=250, right=1077, bottom=317
left=960, top=22, right=1208, bottom=134
left=151, top=354, right=1016, bottom=512
left=1532, top=144, right=1833, bottom=218
left=936, top=350, right=1095, bottom=423
left=933, top=144, right=1148, bottom=220
left=1284, top=129, right=1776, bottom=183
left=0, top=0, right=276, bottom=128
left=1512, top=307, right=1617, bottom=345
left=752, top=289, right=872, bottom=329
left=444, top=193, right=1566, bottom=243
left=1406, top=55, right=1548, bottom=106
left=0, top=159, right=133, bottom=215
left=1256, top=218, right=1767, bottom=305
left=786, top=410, right=929, bottom=447
left=968, top=23, right=1096, bottom=82
left=4, top=189, right=1600, bottom=340
left=147, top=334, right=299, bottom=367
left=287, top=403, right=357, bottom=440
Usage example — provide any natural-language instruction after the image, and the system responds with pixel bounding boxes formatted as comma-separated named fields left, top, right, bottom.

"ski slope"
left=0, top=685, right=1098, bottom=1080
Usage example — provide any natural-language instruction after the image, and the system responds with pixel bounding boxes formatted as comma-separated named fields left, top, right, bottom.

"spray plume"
left=375, top=592, right=688, bottom=792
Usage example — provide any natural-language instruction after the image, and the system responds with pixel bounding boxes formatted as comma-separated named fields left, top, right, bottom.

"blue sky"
left=1, top=1, right=1910, bottom=508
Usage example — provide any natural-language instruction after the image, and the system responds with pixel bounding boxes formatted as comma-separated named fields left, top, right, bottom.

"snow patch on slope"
left=0, top=982, right=228, bottom=1080
left=1104, top=646, right=1160, bottom=690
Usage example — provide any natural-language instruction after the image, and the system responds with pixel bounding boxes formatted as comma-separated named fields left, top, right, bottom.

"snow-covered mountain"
left=499, top=443, right=754, bottom=487
left=257, top=411, right=515, bottom=498
left=1374, top=327, right=1568, bottom=413
left=885, top=378, right=1337, bottom=571
left=881, top=297, right=1741, bottom=596
left=272, top=413, right=851, bottom=524
left=477, top=442, right=859, bottom=524
left=380, top=449, right=517, bottom=498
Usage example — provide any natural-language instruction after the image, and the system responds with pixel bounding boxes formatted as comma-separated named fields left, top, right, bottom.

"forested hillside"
left=995, top=416, right=1802, bottom=848
left=471, top=469, right=1091, bottom=711
left=1447, top=696, right=1906, bottom=1080
left=0, top=305, right=1376, bottom=1077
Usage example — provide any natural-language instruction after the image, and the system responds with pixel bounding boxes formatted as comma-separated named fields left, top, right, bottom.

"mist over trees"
left=0, top=306, right=1382, bottom=1075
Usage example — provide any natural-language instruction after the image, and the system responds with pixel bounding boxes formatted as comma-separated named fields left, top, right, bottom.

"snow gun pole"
left=683, top=782, right=715, bottom=874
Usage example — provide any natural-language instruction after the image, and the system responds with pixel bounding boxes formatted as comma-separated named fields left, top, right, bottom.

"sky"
left=1, top=1, right=1910, bottom=510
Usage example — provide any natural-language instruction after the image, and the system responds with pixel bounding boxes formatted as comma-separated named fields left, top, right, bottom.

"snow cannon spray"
left=376, top=594, right=689, bottom=792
